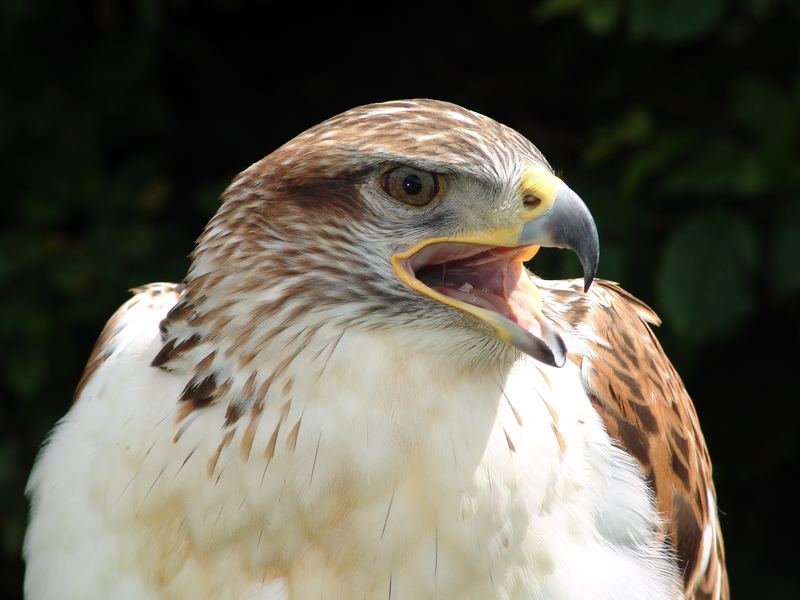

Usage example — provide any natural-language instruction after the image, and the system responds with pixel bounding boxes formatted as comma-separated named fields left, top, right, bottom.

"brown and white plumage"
left=541, top=279, right=728, bottom=599
left=24, top=99, right=727, bottom=599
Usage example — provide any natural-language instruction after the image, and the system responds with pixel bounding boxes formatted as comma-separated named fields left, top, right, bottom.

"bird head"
left=180, top=100, right=598, bottom=377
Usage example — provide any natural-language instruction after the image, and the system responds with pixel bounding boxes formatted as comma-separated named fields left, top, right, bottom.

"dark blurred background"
left=2, top=0, right=799, bottom=597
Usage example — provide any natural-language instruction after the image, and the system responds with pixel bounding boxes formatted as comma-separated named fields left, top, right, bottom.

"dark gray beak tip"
left=581, top=243, right=599, bottom=293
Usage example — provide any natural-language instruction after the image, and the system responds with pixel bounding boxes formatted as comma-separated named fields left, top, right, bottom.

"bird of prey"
left=24, top=99, right=727, bottom=600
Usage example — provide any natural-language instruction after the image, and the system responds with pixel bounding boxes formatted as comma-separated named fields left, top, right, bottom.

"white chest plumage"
left=24, top=293, right=679, bottom=600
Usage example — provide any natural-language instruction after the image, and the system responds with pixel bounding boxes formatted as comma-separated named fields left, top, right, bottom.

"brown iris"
left=381, top=166, right=441, bottom=206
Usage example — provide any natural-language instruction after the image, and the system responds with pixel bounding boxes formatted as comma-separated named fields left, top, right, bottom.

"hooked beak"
left=391, top=168, right=599, bottom=367
left=520, top=184, right=599, bottom=292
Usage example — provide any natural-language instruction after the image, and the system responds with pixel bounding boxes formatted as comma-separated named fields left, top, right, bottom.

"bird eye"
left=380, top=166, right=441, bottom=207
left=523, top=195, right=542, bottom=209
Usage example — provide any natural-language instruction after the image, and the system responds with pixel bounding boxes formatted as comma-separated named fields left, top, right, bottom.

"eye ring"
left=380, top=166, right=442, bottom=207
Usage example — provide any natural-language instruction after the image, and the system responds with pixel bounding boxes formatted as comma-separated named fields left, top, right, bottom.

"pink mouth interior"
left=408, top=243, right=540, bottom=331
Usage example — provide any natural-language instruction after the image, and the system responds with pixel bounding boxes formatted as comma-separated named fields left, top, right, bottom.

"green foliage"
left=769, top=206, right=800, bottom=299
left=536, top=0, right=726, bottom=39
left=628, top=0, right=725, bottom=42
left=1, top=0, right=798, bottom=597
left=655, top=210, right=758, bottom=344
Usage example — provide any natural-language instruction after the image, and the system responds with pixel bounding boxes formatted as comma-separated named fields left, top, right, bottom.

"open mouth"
left=410, top=243, right=540, bottom=330
left=392, top=241, right=567, bottom=367
left=387, top=169, right=598, bottom=367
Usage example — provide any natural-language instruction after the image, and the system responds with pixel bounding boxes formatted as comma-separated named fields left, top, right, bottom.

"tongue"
left=435, top=270, right=567, bottom=367
left=434, top=263, right=541, bottom=331
left=506, top=270, right=543, bottom=331
left=432, top=284, right=512, bottom=318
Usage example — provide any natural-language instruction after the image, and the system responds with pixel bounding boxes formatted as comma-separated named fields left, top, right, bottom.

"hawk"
left=24, top=99, right=727, bottom=599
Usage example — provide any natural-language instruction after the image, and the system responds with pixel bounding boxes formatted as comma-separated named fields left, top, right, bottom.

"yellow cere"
left=519, top=167, right=563, bottom=219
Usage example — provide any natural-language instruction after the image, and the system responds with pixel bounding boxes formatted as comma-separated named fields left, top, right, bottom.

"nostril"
left=523, top=195, right=541, bottom=209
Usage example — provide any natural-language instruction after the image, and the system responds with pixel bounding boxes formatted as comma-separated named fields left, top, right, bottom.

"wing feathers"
left=541, top=279, right=728, bottom=600
left=73, top=283, right=183, bottom=403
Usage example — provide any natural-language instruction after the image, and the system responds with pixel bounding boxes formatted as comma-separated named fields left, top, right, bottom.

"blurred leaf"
left=138, top=177, right=171, bottom=214
left=534, top=0, right=621, bottom=33
left=658, top=138, right=768, bottom=196
left=136, top=0, right=164, bottom=32
left=3, top=344, right=48, bottom=399
left=769, top=208, right=800, bottom=300
left=731, top=78, right=800, bottom=188
left=0, top=444, right=13, bottom=483
left=619, top=132, right=691, bottom=197
left=582, top=0, right=622, bottom=33
left=194, top=179, right=228, bottom=216
left=594, top=241, right=629, bottom=282
left=586, top=107, right=652, bottom=163
left=0, top=443, right=25, bottom=556
left=534, top=0, right=586, bottom=19
left=50, top=249, right=94, bottom=295
left=0, top=233, right=42, bottom=285
left=628, top=0, right=725, bottom=42
left=655, top=209, right=758, bottom=344
left=732, top=78, right=796, bottom=138
left=0, top=0, right=41, bottom=22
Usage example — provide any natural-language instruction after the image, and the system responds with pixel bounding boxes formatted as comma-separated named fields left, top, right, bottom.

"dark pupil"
left=403, top=174, right=422, bottom=195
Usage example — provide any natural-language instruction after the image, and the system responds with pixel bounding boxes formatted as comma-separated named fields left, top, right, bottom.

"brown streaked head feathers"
left=152, top=100, right=557, bottom=416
